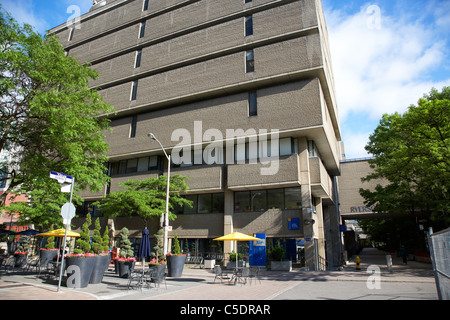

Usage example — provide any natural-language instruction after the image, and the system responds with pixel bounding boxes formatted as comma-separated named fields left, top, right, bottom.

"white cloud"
left=1, top=0, right=50, bottom=33
left=325, top=3, right=450, bottom=122
left=341, top=131, right=371, bottom=159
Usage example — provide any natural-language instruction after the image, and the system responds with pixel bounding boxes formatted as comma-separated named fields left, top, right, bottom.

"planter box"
left=118, top=261, right=135, bottom=278
left=227, top=261, right=246, bottom=269
left=270, top=261, right=292, bottom=271
left=89, top=254, right=111, bottom=284
left=66, top=256, right=96, bottom=288
left=204, top=259, right=215, bottom=269
left=167, top=255, right=186, bottom=277
left=14, top=254, right=27, bottom=268
left=39, top=249, right=58, bottom=266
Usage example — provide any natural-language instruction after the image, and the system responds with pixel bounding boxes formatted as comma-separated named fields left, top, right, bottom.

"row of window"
left=109, top=155, right=162, bottom=176
left=108, top=136, right=298, bottom=175
left=234, top=187, right=302, bottom=212
left=68, top=0, right=254, bottom=42
left=173, top=186, right=301, bottom=215
left=129, top=47, right=255, bottom=101
left=77, top=187, right=301, bottom=217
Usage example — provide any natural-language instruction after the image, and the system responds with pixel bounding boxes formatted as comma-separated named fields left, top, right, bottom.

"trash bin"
left=204, top=258, right=215, bottom=269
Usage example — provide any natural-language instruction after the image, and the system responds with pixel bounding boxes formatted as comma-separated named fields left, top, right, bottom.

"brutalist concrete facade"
left=49, top=0, right=344, bottom=270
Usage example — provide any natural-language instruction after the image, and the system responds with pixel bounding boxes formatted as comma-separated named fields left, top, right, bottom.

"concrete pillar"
left=223, top=190, right=234, bottom=263
left=298, top=137, right=317, bottom=270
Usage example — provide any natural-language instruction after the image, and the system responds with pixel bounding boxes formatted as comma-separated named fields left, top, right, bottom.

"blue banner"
left=249, top=233, right=266, bottom=267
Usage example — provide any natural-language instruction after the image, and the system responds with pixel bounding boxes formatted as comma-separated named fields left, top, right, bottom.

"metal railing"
left=427, top=227, right=450, bottom=300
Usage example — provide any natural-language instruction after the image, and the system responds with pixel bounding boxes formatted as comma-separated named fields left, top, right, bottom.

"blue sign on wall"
left=288, top=218, right=300, bottom=230
left=249, top=233, right=266, bottom=267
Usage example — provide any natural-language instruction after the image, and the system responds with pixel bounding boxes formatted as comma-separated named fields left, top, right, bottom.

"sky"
left=1, top=0, right=449, bottom=159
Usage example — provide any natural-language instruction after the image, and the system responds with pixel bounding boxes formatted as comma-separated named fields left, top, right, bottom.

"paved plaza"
left=0, top=248, right=439, bottom=304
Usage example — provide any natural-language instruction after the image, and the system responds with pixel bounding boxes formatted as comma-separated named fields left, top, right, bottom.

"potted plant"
left=167, top=235, right=186, bottom=277
left=227, top=251, right=245, bottom=268
left=117, top=227, right=136, bottom=278
left=40, top=226, right=58, bottom=264
left=270, top=240, right=291, bottom=271
left=89, top=218, right=111, bottom=284
left=65, top=215, right=96, bottom=288
left=14, top=238, right=28, bottom=268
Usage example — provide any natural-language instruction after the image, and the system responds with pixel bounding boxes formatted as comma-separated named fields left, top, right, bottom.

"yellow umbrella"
left=38, top=229, right=80, bottom=238
left=214, top=232, right=260, bottom=271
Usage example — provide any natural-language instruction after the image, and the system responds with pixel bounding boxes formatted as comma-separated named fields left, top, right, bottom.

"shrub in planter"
left=40, top=248, right=58, bottom=265
left=117, top=257, right=136, bottom=278
left=89, top=218, right=111, bottom=284
left=269, top=241, right=291, bottom=271
left=65, top=253, right=97, bottom=288
left=167, top=235, right=186, bottom=277
left=117, top=228, right=136, bottom=278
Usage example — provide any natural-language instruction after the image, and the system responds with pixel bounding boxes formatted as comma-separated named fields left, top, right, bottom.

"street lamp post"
left=148, top=133, right=170, bottom=255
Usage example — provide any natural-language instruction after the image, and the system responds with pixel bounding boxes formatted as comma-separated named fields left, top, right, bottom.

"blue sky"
left=2, top=0, right=449, bottom=159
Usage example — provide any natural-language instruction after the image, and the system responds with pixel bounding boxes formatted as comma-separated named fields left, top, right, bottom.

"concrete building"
left=49, top=0, right=344, bottom=270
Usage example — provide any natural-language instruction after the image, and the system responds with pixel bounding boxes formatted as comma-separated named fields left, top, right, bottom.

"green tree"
left=96, top=175, right=192, bottom=227
left=74, top=214, right=92, bottom=254
left=91, top=218, right=103, bottom=254
left=45, top=225, right=56, bottom=249
left=152, top=229, right=164, bottom=262
left=101, top=225, right=110, bottom=252
left=361, top=87, right=450, bottom=232
left=119, top=227, right=133, bottom=258
left=0, top=8, right=114, bottom=223
left=172, top=235, right=181, bottom=255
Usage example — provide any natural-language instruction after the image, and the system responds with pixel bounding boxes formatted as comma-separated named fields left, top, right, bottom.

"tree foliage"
left=361, top=87, right=450, bottom=229
left=95, top=175, right=193, bottom=227
left=0, top=8, right=114, bottom=224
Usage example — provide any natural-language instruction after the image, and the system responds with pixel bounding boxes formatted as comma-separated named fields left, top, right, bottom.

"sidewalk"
left=0, top=248, right=438, bottom=301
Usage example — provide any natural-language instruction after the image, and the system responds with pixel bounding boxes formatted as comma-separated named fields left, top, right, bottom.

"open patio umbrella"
left=213, top=232, right=260, bottom=272
left=38, top=229, right=81, bottom=265
left=17, top=229, right=40, bottom=235
left=0, top=230, right=17, bottom=235
left=37, top=229, right=80, bottom=238
left=137, top=227, right=152, bottom=276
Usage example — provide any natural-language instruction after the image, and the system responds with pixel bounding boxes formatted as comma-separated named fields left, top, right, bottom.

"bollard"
left=386, top=254, right=393, bottom=273
left=354, top=256, right=361, bottom=270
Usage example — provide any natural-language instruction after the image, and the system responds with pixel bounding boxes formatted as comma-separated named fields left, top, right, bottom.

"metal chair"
left=26, top=257, right=40, bottom=273
left=1, top=256, right=15, bottom=273
left=249, top=266, right=261, bottom=285
left=150, top=265, right=167, bottom=290
left=213, top=265, right=229, bottom=283
left=127, top=268, right=145, bottom=291
left=238, top=267, right=250, bottom=285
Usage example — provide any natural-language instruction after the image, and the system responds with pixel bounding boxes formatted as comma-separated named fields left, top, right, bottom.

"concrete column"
left=298, top=137, right=317, bottom=270
left=223, top=190, right=234, bottom=263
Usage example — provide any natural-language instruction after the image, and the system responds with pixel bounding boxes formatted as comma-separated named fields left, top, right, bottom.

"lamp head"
left=148, top=133, right=156, bottom=140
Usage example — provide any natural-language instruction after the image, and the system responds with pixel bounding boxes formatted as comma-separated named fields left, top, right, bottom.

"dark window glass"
left=245, top=16, right=253, bottom=36
left=248, top=91, right=257, bottom=116
left=246, top=50, right=254, bottom=73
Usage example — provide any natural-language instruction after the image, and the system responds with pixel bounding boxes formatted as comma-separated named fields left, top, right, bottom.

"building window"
left=234, top=187, right=302, bottom=212
left=248, top=91, right=257, bottom=116
left=130, top=115, right=137, bottom=138
left=246, top=50, right=254, bottom=73
left=308, top=140, right=319, bottom=157
left=109, top=155, right=162, bottom=176
left=143, top=0, right=149, bottom=11
left=139, top=21, right=146, bottom=39
left=175, top=193, right=224, bottom=214
left=68, top=28, right=75, bottom=41
left=130, top=80, right=138, bottom=101
left=245, top=0, right=252, bottom=3
left=135, top=50, right=142, bottom=68
left=245, top=16, right=253, bottom=36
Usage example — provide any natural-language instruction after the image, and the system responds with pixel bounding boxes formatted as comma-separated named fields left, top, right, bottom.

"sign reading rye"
left=350, top=205, right=375, bottom=213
